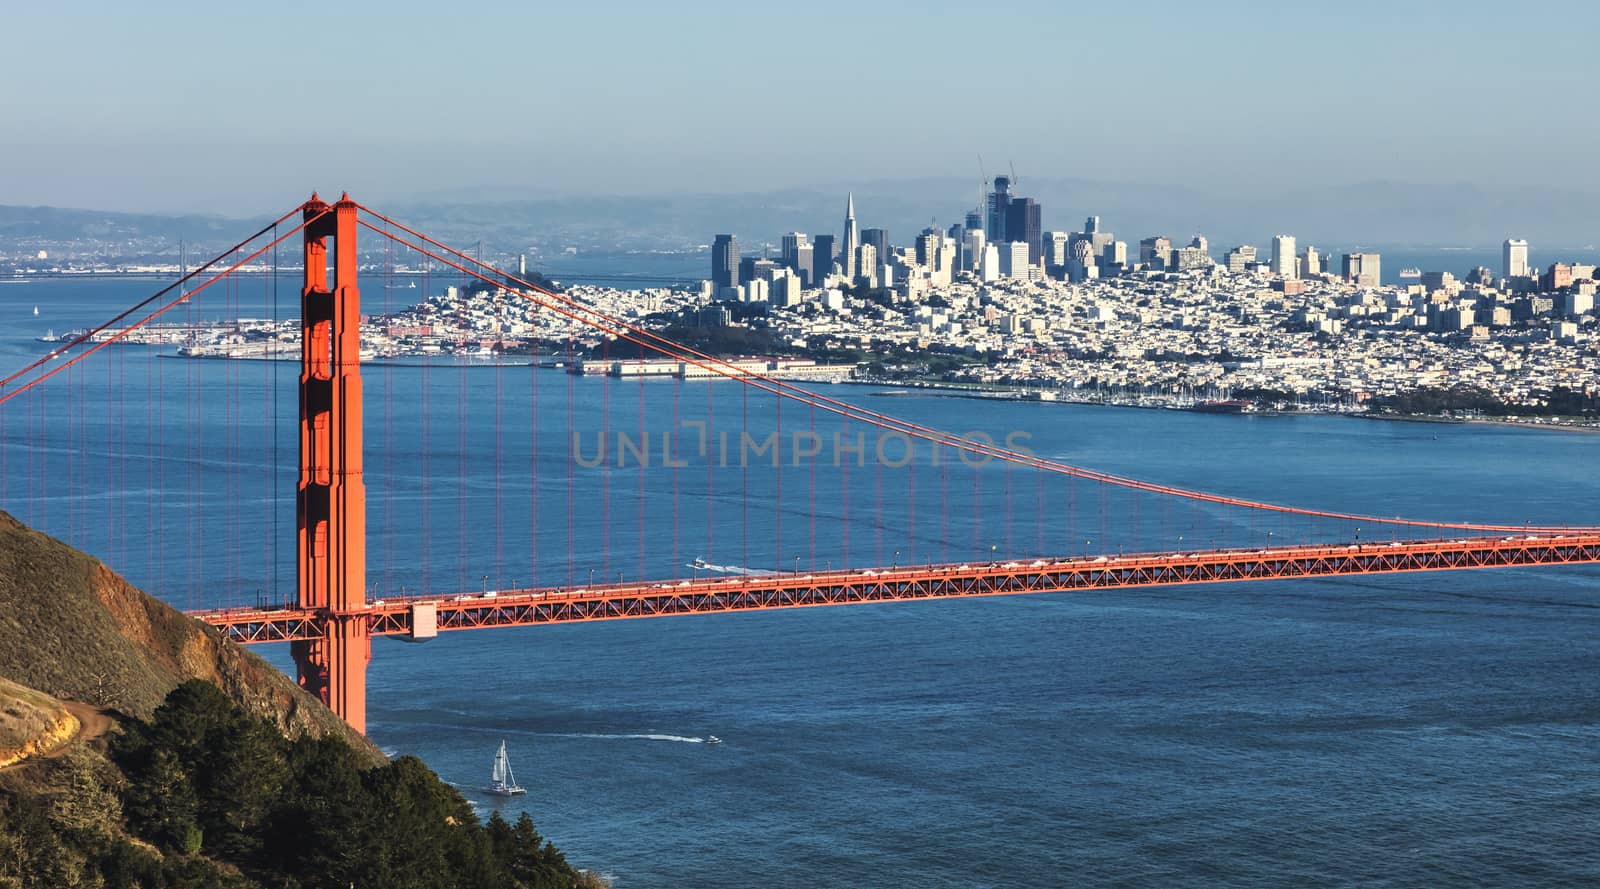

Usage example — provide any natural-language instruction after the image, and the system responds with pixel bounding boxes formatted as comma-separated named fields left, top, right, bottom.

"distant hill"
left=6, top=176, right=1595, bottom=260
left=385, top=177, right=1600, bottom=251
left=0, top=204, right=265, bottom=244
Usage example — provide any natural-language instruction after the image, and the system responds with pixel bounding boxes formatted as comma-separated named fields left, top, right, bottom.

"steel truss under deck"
left=195, top=534, right=1600, bottom=644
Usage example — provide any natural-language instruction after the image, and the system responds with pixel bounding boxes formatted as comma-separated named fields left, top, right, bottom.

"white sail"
left=492, top=741, right=509, bottom=784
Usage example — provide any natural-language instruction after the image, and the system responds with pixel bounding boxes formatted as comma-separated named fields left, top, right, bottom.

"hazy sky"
left=4, top=0, right=1598, bottom=214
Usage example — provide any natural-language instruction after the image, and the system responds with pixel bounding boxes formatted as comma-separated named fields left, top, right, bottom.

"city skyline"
left=698, top=177, right=1584, bottom=290
left=4, top=1, right=1599, bottom=214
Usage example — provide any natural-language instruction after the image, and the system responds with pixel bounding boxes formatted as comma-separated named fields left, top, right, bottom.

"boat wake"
left=688, top=558, right=777, bottom=576
left=547, top=732, right=708, bottom=744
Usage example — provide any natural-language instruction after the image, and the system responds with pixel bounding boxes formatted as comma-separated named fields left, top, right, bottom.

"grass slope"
left=0, top=510, right=374, bottom=757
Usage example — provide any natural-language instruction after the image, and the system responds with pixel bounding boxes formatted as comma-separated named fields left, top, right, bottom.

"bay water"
left=2, top=277, right=1598, bottom=887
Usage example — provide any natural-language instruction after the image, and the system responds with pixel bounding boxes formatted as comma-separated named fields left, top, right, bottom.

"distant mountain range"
left=5, top=179, right=1596, bottom=256
left=0, top=204, right=271, bottom=245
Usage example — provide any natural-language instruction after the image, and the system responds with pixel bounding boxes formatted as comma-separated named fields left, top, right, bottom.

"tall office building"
left=779, top=232, right=807, bottom=261
left=1271, top=235, right=1297, bottom=278
left=739, top=257, right=780, bottom=288
left=936, top=238, right=957, bottom=279
left=986, top=177, right=1012, bottom=244
left=1301, top=246, right=1321, bottom=277
left=946, top=222, right=966, bottom=271
left=1503, top=239, right=1530, bottom=279
left=1225, top=245, right=1257, bottom=273
left=855, top=243, right=878, bottom=288
left=1044, top=231, right=1071, bottom=269
left=1067, top=239, right=1097, bottom=282
left=812, top=234, right=836, bottom=284
left=963, top=229, right=987, bottom=276
left=1006, top=197, right=1042, bottom=264
left=780, top=232, right=810, bottom=284
left=1140, top=236, right=1173, bottom=269
left=862, top=228, right=889, bottom=265
left=965, top=209, right=983, bottom=235
left=1173, top=239, right=1213, bottom=271
left=979, top=243, right=1002, bottom=282
left=841, top=194, right=860, bottom=281
left=915, top=228, right=941, bottom=268
left=711, top=234, right=739, bottom=292
left=1003, top=241, right=1033, bottom=279
left=1343, top=252, right=1381, bottom=287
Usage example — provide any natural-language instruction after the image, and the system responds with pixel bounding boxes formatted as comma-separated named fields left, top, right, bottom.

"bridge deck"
left=191, top=534, right=1600, bottom=644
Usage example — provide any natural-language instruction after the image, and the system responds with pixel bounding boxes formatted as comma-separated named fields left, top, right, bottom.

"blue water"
left=3, top=278, right=1599, bottom=887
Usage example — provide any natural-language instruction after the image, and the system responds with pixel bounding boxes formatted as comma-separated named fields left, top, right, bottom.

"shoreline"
left=141, top=351, right=1600, bottom=432
left=849, top=379, right=1600, bottom=432
left=1356, top=412, right=1600, bottom=435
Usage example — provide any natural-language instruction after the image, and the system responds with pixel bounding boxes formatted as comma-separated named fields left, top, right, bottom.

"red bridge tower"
left=289, top=194, right=370, bottom=733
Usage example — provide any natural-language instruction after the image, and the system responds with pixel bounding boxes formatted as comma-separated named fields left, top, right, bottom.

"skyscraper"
left=986, top=176, right=1012, bottom=245
left=780, top=232, right=807, bottom=262
left=794, top=244, right=814, bottom=286
left=841, top=194, right=860, bottom=282
left=915, top=228, right=941, bottom=268
left=963, top=229, right=986, bottom=277
left=1343, top=252, right=1381, bottom=287
left=1271, top=235, right=1297, bottom=278
left=862, top=228, right=889, bottom=265
left=1504, top=239, right=1530, bottom=279
left=1003, top=241, right=1032, bottom=279
left=780, top=232, right=809, bottom=284
left=1140, top=236, right=1172, bottom=269
left=1044, top=231, right=1071, bottom=269
left=855, top=243, right=878, bottom=288
left=1006, top=197, right=1042, bottom=265
left=711, top=234, right=739, bottom=293
left=1301, top=246, right=1321, bottom=277
left=1067, top=239, right=1097, bottom=282
left=812, top=234, right=835, bottom=284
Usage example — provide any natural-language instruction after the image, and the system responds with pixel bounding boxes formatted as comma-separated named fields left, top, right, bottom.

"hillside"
left=0, top=510, right=369, bottom=752
left=0, top=512, right=601, bottom=887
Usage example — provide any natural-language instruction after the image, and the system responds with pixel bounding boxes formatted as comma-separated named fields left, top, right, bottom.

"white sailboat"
left=486, top=740, right=526, bottom=796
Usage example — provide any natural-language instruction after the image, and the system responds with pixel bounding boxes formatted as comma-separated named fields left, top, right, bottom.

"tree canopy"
left=0, top=679, right=602, bottom=888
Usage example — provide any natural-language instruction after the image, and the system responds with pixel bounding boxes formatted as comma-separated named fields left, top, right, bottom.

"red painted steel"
left=289, top=195, right=370, bottom=733
left=194, top=534, right=1600, bottom=644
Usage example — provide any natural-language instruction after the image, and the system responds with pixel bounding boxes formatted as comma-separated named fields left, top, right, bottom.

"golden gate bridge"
left=3, top=194, right=1597, bottom=734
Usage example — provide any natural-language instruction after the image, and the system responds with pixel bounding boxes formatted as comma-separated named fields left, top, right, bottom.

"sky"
left=3, top=0, right=1599, bottom=215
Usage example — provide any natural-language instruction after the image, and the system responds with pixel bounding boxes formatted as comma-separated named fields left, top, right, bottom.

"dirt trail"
left=48, top=701, right=111, bottom=756
left=0, top=700, right=111, bottom=771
